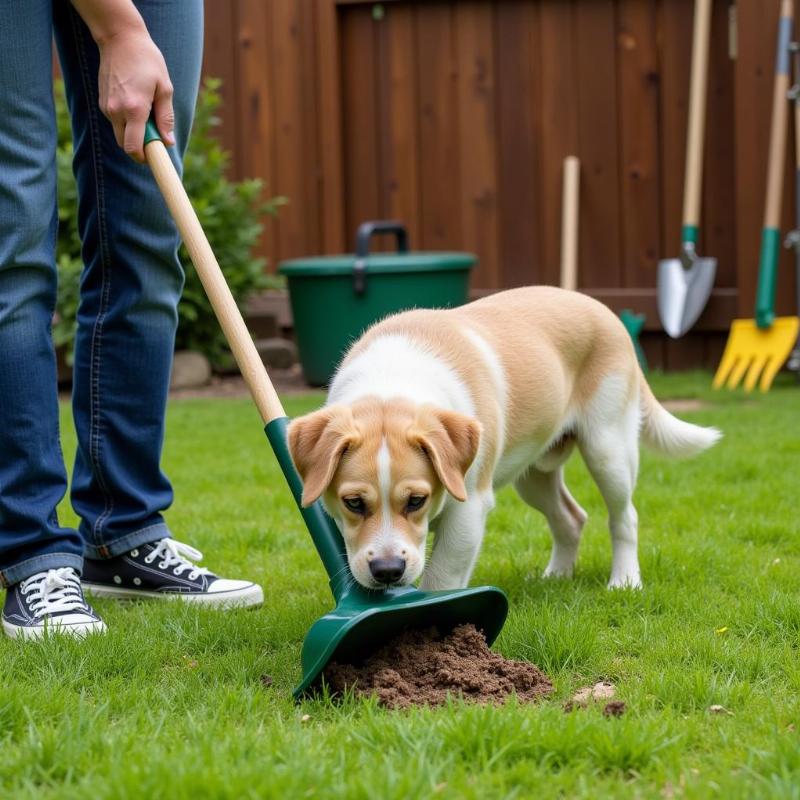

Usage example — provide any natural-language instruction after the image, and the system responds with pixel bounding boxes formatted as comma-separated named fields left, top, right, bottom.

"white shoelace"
left=20, top=568, right=86, bottom=617
left=144, top=539, right=210, bottom=581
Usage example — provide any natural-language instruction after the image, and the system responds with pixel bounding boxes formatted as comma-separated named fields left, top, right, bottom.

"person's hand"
left=97, top=25, right=174, bottom=162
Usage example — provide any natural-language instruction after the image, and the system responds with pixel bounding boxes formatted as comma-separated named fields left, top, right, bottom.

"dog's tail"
left=638, top=371, right=721, bottom=458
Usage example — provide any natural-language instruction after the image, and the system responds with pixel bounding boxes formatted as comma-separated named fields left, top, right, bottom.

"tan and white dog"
left=287, top=287, right=720, bottom=591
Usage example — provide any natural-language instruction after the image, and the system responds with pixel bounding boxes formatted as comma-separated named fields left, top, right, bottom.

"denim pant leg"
left=52, top=1, right=204, bottom=559
left=0, top=2, right=84, bottom=587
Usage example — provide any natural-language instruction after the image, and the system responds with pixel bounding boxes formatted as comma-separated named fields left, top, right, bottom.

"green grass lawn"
left=1, top=372, right=799, bottom=799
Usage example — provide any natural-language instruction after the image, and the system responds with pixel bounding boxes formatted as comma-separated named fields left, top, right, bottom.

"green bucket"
left=279, top=221, right=476, bottom=385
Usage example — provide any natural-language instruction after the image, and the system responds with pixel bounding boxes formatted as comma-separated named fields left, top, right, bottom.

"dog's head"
left=287, top=398, right=481, bottom=588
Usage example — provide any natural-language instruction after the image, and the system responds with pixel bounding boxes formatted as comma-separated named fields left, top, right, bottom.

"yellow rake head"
left=713, top=317, right=800, bottom=392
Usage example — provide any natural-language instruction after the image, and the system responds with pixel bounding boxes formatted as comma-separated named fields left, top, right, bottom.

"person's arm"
left=70, top=0, right=175, bottom=161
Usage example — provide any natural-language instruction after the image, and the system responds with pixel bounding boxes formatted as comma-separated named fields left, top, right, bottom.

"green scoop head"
left=294, top=582, right=508, bottom=699
left=264, top=417, right=509, bottom=700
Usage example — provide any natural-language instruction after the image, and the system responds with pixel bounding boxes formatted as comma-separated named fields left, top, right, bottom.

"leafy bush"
left=54, top=78, right=285, bottom=367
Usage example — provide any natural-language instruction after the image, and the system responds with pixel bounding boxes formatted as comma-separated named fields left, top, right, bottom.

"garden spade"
left=657, top=0, right=717, bottom=338
left=713, top=0, right=800, bottom=392
left=142, top=121, right=508, bottom=698
left=558, top=156, right=648, bottom=366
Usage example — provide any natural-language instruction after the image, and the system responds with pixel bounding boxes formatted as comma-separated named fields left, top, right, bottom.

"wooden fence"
left=203, top=0, right=797, bottom=369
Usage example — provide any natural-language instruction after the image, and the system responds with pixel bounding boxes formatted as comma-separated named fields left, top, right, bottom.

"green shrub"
left=54, top=78, right=285, bottom=367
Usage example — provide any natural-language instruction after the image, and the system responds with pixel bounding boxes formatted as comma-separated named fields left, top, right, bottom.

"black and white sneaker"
left=2, top=568, right=106, bottom=640
left=81, top=538, right=263, bottom=608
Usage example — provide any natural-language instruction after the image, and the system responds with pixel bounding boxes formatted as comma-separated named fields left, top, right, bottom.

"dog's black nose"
left=368, top=557, right=406, bottom=584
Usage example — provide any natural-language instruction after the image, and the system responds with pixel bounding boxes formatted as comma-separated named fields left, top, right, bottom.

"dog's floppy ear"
left=287, top=406, right=361, bottom=507
left=408, top=406, right=481, bottom=502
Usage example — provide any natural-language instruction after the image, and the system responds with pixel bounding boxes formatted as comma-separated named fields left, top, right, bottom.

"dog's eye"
left=406, top=495, right=427, bottom=512
left=343, top=496, right=366, bottom=515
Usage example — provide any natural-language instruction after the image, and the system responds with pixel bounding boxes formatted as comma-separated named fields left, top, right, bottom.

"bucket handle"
left=353, top=220, right=409, bottom=295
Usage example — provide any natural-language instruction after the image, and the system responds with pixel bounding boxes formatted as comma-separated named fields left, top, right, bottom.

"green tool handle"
left=681, top=224, right=699, bottom=248
left=143, top=118, right=352, bottom=600
left=265, top=418, right=351, bottom=598
left=756, top=0, right=794, bottom=329
left=143, top=118, right=162, bottom=147
left=756, top=228, right=782, bottom=328
left=680, top=225, right=699, bottom=271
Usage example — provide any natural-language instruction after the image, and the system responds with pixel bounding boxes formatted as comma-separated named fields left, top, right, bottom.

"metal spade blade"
left=657, top=254, right=717, bottom=338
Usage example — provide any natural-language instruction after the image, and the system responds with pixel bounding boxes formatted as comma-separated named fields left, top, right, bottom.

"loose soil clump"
left=324, top=624, right=553, bottom=709
left=603, top=701, right=626, bottom=717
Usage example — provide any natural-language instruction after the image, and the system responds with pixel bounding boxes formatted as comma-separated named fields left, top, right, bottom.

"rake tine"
left=760, top=354, right=785, bottom=391
left=726, top=354, right=752, bottom=389
left=743, top=353, right=769, bottom=392
left=713, top=349, right=738, bottom=389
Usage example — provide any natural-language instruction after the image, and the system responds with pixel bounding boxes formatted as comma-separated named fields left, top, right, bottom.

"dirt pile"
left=324, top=624, right=553, bottom=709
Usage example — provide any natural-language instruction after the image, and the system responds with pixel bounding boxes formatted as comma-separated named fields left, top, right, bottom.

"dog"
left=287, top=287, right=720, bottom=591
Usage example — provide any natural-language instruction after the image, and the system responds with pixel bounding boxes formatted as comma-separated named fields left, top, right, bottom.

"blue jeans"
left=0, top=1, right=203, bottom=587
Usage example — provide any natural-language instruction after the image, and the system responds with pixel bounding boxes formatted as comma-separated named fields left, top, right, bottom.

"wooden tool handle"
left=796, top=75, right=800, bottom=174
left=765, top=0, right=793, bottom=228
left=681, top=0, right=712, bottom=229
left=560, top=156, right=580, bottom=291
left=145, top=139, right=286, bottom=424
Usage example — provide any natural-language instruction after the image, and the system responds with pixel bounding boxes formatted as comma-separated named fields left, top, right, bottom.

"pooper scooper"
left=142, top=120, right=508, bottom=698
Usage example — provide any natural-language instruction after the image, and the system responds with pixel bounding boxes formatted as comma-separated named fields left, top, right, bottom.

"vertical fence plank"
left=341, top=6, right=381, bottom=241
left=376, top=4, right=421, bottom=247
left=235, top=0, right=275, bottom=266
left=539, top=0, right=579, bottom=286
left=203, top=1, right=239, bottom=176
left=495, top=1, right=540, bottom=286
left=270, top=0, right=320, bottom=260
left=664, top=335, right=701, bottom=369
left=702, top=0, right=736, bottom=288
left=316, top=0, right=346, bottom=254
left=416, top=3, right=462, bottom=249
left=703, top=331, right=727, bottom=369
left=299, top=0, right=322, bottom=256
left=574, top=0, right=621, bottom=289
left=641, top=334, right=666, bottom=369
left=617, top=0, right=662, bottom=289
left=455, top=1, right=500, bottom=289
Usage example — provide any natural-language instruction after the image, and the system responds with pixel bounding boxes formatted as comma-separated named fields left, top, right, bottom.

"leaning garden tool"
left=560, top=156, right=579, bottom=292
left=142, top=120, right=508, bottom=698
left=657, top=0, right=717, bottom=338
left=558, top=156, right=646, bottom=366
left=785, top=40, right=800, bottom=376
left=619, top=309, right=647, bottom=371
left=714, top=0, right=800, bottom=392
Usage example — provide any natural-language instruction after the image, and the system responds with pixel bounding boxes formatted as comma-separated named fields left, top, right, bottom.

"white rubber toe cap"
left=208, top=578, right=254, bottom=593
left=2, top=614, right=107, bottom=641
left=204, top=579, right=264, bottom=608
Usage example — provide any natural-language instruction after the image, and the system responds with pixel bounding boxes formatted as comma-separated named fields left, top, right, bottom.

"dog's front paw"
left=607, top=573, right=642, bottom=590
left=542, top=562, right=574, bottom=579
left=419, top=569, right=468, bottom=592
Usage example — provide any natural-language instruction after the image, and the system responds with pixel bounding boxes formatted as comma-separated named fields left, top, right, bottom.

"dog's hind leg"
left=577, top=383, right=641, bottom=589
left=515, top=466, right=587, bottom=578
